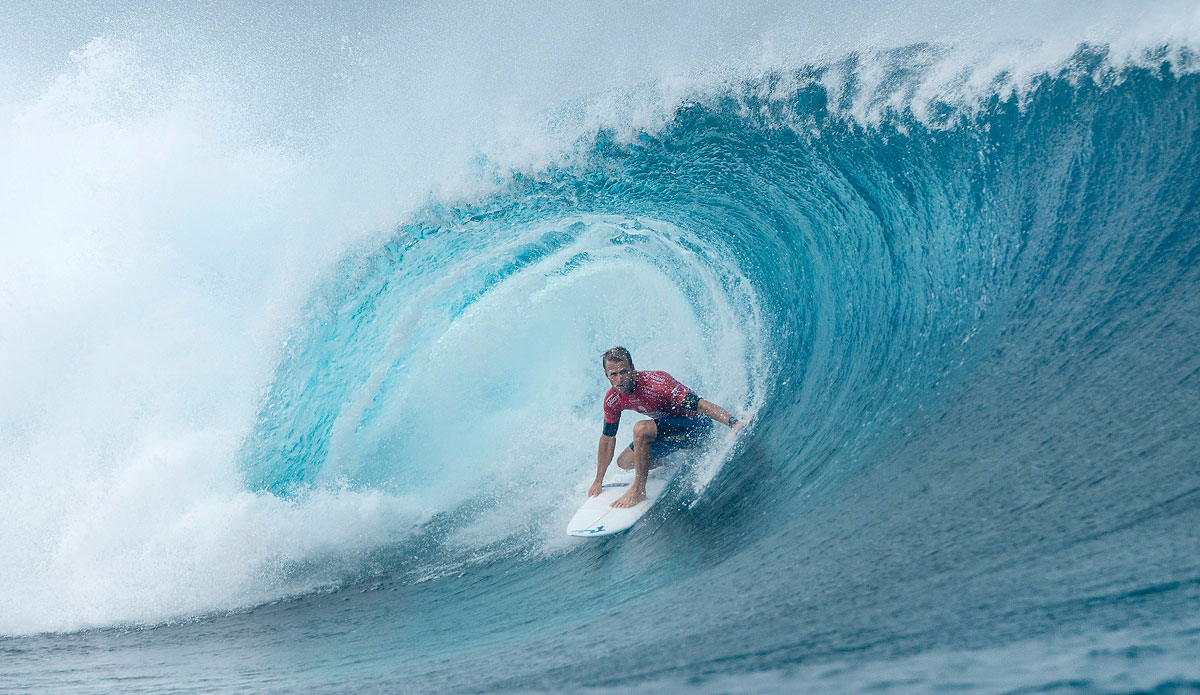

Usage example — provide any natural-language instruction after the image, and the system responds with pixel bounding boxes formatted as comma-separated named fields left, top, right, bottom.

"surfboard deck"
left=566, top=468, right=674, bottom=537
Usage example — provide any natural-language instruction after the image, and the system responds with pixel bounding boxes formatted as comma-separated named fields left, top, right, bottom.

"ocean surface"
left=2, top=2, right=1199, bottom=693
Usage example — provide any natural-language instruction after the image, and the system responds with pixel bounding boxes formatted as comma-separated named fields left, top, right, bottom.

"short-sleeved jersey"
left=602, top=370, right=701, bottom=435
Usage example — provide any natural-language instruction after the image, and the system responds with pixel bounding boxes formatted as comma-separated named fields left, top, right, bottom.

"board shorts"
left=628, top=416, right=715, bottom=460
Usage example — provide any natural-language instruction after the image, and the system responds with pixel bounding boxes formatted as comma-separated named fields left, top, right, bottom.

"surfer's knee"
left=632, top=419, right=657, bottom=443
left=616, top=447, right=635, bottom=469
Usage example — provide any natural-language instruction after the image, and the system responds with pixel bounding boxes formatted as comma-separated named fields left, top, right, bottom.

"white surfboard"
left=566, top=468, right=675, bottom=537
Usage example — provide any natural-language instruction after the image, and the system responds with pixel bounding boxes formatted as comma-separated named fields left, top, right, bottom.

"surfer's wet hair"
left=601, top=346, right=633, bottom=370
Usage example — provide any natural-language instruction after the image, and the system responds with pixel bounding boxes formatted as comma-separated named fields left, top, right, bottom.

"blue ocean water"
left=3, top=5, right=1200, bottom=694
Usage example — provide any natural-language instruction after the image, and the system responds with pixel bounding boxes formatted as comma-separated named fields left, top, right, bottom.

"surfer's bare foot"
left=611, top=487, right=646, bottom=508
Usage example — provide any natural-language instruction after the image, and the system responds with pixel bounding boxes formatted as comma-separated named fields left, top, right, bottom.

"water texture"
left=2, top=3, right=1199, bottom=693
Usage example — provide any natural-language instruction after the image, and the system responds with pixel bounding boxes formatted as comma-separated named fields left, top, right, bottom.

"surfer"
left=592, top=346, right=745, bottom=508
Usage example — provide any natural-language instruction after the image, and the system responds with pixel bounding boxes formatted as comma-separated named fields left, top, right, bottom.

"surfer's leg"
left=617, top=420, right=670, bottom=470
left=613, top=420, right=657, bottom=508
left=616, top=444, right=636, bottom=470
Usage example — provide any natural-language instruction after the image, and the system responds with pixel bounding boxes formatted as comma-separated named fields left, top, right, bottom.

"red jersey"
left=603, top=370, right=701, bottom=430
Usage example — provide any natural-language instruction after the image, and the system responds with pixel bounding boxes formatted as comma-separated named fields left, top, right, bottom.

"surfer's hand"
left=588, top=480, right=603, bottom=497
left=731, top=418, right=746, bottom=433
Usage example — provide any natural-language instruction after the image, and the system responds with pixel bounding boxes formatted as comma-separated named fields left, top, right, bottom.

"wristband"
left=728, top=417, right=739, bottom=428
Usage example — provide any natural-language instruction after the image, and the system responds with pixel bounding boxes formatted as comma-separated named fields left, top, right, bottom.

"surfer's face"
left=604, top=359, right=636, bottom=394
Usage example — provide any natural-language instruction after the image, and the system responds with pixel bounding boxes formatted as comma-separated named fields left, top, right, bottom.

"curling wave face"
left=242, top=213, right=764, bottom=497
left=3, top=25, right=1200, bottom=693
left=230, top=46, right=1200, bottom=690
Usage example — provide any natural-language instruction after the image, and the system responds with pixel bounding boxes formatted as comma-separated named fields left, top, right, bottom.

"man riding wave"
left=592, top=347, right=745, bottom=508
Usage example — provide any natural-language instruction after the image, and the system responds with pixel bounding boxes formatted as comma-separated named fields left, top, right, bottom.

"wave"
left=245, top=35, right=1200, bottom=624
left=2, top=25, right=1198, bottom=675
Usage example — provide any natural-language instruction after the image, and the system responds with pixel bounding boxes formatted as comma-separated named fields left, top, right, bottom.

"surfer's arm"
left=591, top=435, right=617, bottom=497
left=695, top=399, right=745, bottom=432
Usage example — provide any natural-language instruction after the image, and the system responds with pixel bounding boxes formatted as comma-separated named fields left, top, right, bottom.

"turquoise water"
left=2, top=4, right=1199, bottom=693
